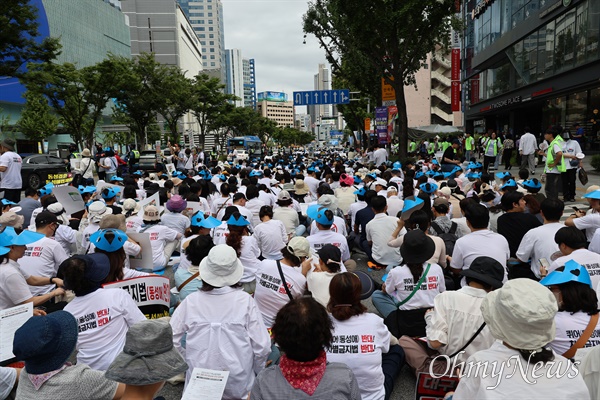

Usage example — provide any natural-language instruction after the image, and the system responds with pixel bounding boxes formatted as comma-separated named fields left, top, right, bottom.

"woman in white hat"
left=75, top=148, right=95, bottom=185
left=171, top=244, right=271, bottom=399
left=452, top=279, right=589, bottom=399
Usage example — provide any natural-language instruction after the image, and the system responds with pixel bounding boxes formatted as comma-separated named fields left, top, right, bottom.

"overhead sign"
left=293, top=89, right=350, bottom=106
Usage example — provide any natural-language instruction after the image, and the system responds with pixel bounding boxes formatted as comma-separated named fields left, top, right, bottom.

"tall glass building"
left=462, top=0, right=600, bottom=147
left=243, top=58, right=256, bottom=110
left=178, top=0, right=226, bottom=82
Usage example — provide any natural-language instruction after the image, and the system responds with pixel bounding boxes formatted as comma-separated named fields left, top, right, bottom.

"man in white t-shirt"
left=306, top=207, right=356, bottom=271
left=516, top=198, right=564, bottom=279
left=366, top=195, right=401, bottom=266
left=0, top=138, right=23, bottom=203
left=217, top=192, right=254, bottom=225
left=303, top=168, right=320, bottom=196
left=450, top=204, right=510, bottom=285
left=373, top=144, right=388, bottom=166
left=566, top=189, right=600, bottom=242
left=19, top=212, right=68, bottom=297
left=519, top=128, right=537, bottom=174
left=137, top=206, right=182, bottom=270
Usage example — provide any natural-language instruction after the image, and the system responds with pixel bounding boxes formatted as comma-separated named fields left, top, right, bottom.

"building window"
left=209, top=27, right=213, bottom=31
left=210, top=55, right=215, bottom=59
left=202, top=55, right=207, bottom=59
left=209, top=34, right=214, bottom=38
left=208, top=20, right=213, bottom=24
left=211, top=62, right=215, bottom=66
left=210, top=41, right=214, bottom=45
left=208, top=12, right=213, bottom=17
left=199, top=34, right=205, bottom=38
left=210, top=48, right=215, bottom=52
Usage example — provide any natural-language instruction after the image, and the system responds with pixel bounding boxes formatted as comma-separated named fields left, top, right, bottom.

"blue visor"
left=583, top=190, right=600, bottom=200
left=307, top=205, right=333, bottom=225
left=101, top=187, right=121, bottom=199
left=540, top=260, right=592, bottom=288
left=190, top=212, right=222, bottom=229
left=89, top=228, right=128, bottom=252
left=353, top=187, right=366, bottom=196
left=226, top=214, right=250, bottom=227
left=500, top=179, right=517, bottom=190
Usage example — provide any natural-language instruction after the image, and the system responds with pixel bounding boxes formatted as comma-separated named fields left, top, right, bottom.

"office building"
left=461, top=0, right=600, bottom=141
left=257, top=92, right=294, bottom=127
left=0, top=0, right=131, bottom=152
left=243, top=58, right=257, bottom=110
left=178, top=0, right=226, bottom=82
left=225, top=49, right=244, bottom=107
left=122, top=0, right=203, bottom=147
left=307, top=63, right=332, bottom=129
left=295, top=114, right=312, bottom=132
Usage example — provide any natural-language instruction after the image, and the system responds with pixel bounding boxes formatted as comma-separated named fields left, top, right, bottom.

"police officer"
left=126, top=144, right=140, bottom=173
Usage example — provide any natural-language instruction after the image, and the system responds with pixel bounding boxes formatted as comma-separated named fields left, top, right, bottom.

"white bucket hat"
left=88, top=201, right=112, bottom=223
left=199, top=244, right=244, bottom=287
left=481, top=279, right=557, bottom=351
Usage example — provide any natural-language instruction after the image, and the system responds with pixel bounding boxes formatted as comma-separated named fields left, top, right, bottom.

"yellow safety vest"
left=132, top=150, right=140, bottom=159
left=546, top=136, right=566, bottom=173
left=484, top=138, right=499, bottom=156
left=465, top=137, right=474, bottom=151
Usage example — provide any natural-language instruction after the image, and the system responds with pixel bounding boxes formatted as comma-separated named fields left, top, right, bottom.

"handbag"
left=71, top=158, right=92, bottom=187
left=579, top=167, right=589, bottom=185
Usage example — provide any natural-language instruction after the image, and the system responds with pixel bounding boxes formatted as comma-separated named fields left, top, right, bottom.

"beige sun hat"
left=481, top=279, right=557, bottom=351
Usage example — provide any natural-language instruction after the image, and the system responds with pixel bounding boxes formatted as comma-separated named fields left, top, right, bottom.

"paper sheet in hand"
left=127, top=232, right=154, bottom=270
left=138, top=192, right=159, bottom=211
left=1, top=303, right=33, bottom=362
left=182, top=201, right=201, bottom=218
left=182, top=368, right=230, bottom=400
left=166, top=163, right=176, bottom=175
left=52, top=185, right=85, bottom=215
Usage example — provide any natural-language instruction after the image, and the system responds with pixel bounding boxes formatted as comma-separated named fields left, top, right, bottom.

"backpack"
left=431, top=221, right=458, bottom=257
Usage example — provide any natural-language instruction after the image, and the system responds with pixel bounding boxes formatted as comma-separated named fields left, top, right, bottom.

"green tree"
left=273, top=126, right=314, bottom=147
left=304, top=0, right=459, bottom=158
left=154, top=66, right=194, bottom=144
left=111, top=53, right=167, bottom=148
left=189, top=74, right=238, bottom=149
left=22, top=56, right=127, bottom=148
left=0, top=108, right=11, bottom=134
left=18, top=90, right=58, bottom=140
left=0, top=0, right=61, bottom=77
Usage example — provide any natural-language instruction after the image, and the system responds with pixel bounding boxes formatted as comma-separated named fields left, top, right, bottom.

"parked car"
left=20, top=154, right=72, bottom=190
left=137, top=149, right=172, bottom=171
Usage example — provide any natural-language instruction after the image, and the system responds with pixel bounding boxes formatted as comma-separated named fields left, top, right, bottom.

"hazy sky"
left=222, top=0, right=329, bottom=100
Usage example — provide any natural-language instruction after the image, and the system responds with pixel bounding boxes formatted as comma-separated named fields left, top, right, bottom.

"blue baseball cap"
left=101, top=187, right=121, bottom=200
left=419, top=182, right=438, bottom=194
left=89, top=228, right=128, bottom=252
left=226, top=214, right=250, bottom=226
left=190, top=212, right=222, bottom=229
left=133, top=170, right=143, bottom=176
left=540, top=260, right=592, bottom=288
left=307, top=205, right=333, bottom=225
left=353, top=187, right=366, bottom=196
left=392, top=161, right=402, bottom=170
left=500, top=179, right=517, bottom=190
left=110, top=176, right=124, bottom=182
left=522, top=178, right=542, bottom=191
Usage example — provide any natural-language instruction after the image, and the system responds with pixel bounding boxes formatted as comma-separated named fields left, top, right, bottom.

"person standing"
left=0, top=138, right=22, bottom=203
left=464, top=132, right=475, bottom=162
left=482, top=132, right=500, bottom=172
left=519, top=127, right=537, bottom=175
left=543, top=126, right=565, bottom=200
left=502, top=134, right=515, bottom=170
left=560, top=130, right=582, bottom=203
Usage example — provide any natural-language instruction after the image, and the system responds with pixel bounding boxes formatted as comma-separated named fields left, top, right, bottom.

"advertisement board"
left=375, top=107, right=389, bottom=145
left=257, top=91, right=288, bottom=102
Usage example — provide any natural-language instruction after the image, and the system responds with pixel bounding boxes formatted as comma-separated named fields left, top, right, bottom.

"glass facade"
left=468, top=0, right=600, bottom=105
left=42, top=0, right=131, bottom=68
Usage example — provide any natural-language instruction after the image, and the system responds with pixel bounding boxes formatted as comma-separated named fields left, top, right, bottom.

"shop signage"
left=451, top=81, right=461, bottom=112
left=474, top=119, right=485, bottom=127
left=490, top=96, right=521, bottom=109
left=471, top=0, right=495, bottom=19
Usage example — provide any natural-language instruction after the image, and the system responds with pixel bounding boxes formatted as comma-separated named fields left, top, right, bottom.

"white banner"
left=103, top=276, right=170, bottom=318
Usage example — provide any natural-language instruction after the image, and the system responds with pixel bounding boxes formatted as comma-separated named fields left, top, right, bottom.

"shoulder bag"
left=395, top=263, right=431, bottom=307
left=562, top=313, right=599, bottom=359
left=276, top=260, right=294, bottom=301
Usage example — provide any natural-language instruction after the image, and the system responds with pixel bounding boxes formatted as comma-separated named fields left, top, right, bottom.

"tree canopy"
left=0, top=0, right=60, bottom=77
left=304, top=0, right=459, bottom=158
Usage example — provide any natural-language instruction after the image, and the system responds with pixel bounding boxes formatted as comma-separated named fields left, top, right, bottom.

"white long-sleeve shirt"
left=171, top=287, right=271, bottom=399
left=518, top=132, right=537, bottom=155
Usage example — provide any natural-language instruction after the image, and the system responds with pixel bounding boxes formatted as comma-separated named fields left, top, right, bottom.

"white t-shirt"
left=550, top=311, right=600, bottom=357
left=210, top=195, right=233, bottom=216
left=349, top=200, right=367, bottom=229
left=137, top=224, right=179, bottom=269
left=0, top=151, right=22, bottom=189
left=573, top=213, right=600, bottom=242
left=81, top=223, right=100, bottom=253
left=273, top=206, right=299, bottom=236
left=245, top=198, right=266, bottom=227
left=212, top=222, right=229, bottom=245
left=516, top=222, right=563, bottom=279
left=306, top=270, right=338, bottom=308
left=451, top=229, right=510, bottom=285
left=590, top=229, right=600, bottom=254
left=563, top=140, right=582, bottom=170
left=386, top=196, right=404, bottom=219
left=366, top=214, right=402, bottom=266
left=258, top=191, right=276, bottom=207
left=0, top=260, right=32, bottom=310
left=307, top=230, right=351, bottom=261
left=64, top=288, right=145, bottom=371
left=238, top=235, right=261, bottom=283
left=550, top=249, right=600, bottom=294
left=125, top=215, right=143, bottom=232
left=253, top=219, right=287, bottom=260
left=178, top=234, right=199, bottom=272
left=160, top=212, right=190, bottom=235
left=334, top=187, right=356, bottom=215
left=254, top=259, right=306, bottom=327
left=304, top=176, right=320, bottom=195
left=384, top=263, right=445, bottom=310
left=309, top=215, right=348, bottom=237
left=453, top=341, right=589, bottom=399
left=326, top=313, right=390, bottom=400
left=19, top=237, right=68, bottom=296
